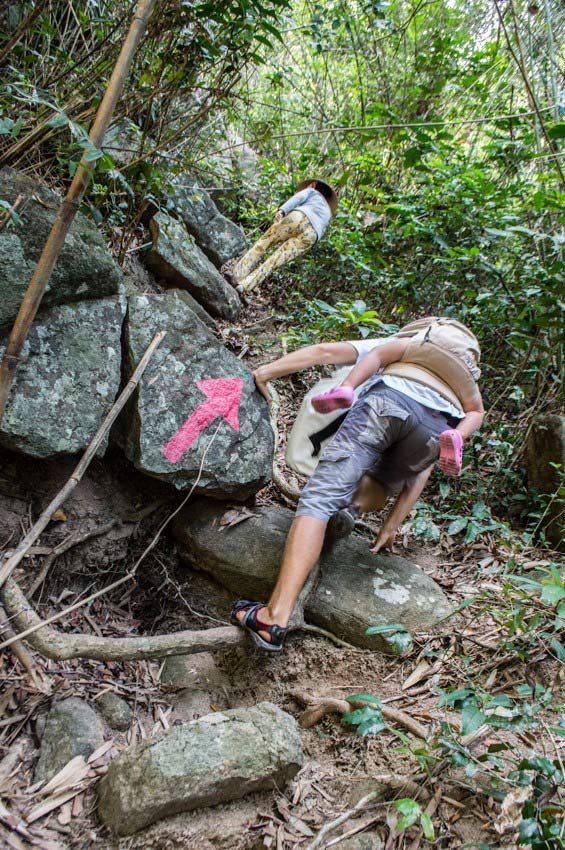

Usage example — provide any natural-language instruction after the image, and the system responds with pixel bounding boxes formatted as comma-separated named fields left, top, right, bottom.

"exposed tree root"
left=1, top=576, right=247, bottom=661
left=288, top=688, right=429, bottom=739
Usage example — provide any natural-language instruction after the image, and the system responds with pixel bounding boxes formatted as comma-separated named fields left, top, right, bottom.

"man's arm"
left=455, top=389, right=485, bottom=439
left=340, top=339, right=409, bottom=391
left=253, top=342, right=358, bottom=403
left=371, top=465, right=434, bottom=553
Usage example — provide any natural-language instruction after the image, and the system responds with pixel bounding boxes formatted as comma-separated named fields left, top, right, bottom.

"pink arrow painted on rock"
left=163, top=378, right=244, bottom=464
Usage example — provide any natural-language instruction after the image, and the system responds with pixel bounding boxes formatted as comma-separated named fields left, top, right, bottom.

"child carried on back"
left=311, top=317, right=483, bottom=477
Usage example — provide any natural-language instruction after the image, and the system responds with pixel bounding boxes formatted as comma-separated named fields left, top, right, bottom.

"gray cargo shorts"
left=296, top=383, right=457, bottom=522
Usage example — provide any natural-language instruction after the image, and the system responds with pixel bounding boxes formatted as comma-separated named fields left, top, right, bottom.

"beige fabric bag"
left=383, top=317, right=480, bottom=408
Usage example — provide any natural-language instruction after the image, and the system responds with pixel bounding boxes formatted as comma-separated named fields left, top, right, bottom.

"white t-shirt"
left=349, top=337, right=464, bottom=420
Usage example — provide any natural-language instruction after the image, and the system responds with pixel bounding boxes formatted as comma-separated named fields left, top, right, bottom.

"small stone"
left=96, top=692, right=133, bottom=731
left=35, top=698, right=105, bottom=783
left=161, top=653, right=229, bottom=690
left=172, top=689, right=228, bottom=722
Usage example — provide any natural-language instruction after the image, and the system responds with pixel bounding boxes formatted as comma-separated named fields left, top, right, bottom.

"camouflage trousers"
left=233, top=211, right=317, bottom=292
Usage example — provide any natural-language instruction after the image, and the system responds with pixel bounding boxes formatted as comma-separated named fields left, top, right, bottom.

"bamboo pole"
left=0, top=330, right=166, bottom=589
left=0, top=0, right=157, bottom=426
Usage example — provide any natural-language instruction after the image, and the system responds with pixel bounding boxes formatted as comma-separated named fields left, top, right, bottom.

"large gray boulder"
left=97, top=702, right=303, bottom=835
left=172, top=501, right=452, bottom=653
left=0, top=297, right=124, bottom=457
left=144, top=212, right=240, bottom=320
left=167, top=177, right=247, bottom=268
left=121, top=292, right=273, bottom=496
left=35, top=697, right=105, bottom=783
left=0, top=168, right=124, bottom=332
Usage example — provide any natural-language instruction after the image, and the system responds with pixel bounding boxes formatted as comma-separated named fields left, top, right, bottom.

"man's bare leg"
left=235, top=515, right=326, bottom=639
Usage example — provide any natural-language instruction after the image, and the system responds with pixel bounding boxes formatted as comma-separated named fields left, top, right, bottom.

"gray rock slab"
left=144, top=212, right=240, bottom=320
left=35, top=698, right=105, bottom=783
left=102, top=118, right=146, bottom=168
left=97, top=701, right=303, bottom=835
left=0, top=167, right=124, bottom=332
left=0, top=297, right=124, bottom=457
left=172, top=501, right=453, bottom=653
left=121, top=291, right=273, bottom=496
left=167, top=177, right=247, bottom=267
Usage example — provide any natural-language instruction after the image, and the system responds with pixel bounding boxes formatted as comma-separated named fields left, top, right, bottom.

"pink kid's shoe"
left=312, top=386, right=355, bottom=414
left=439, top=429, right=463, bottom=476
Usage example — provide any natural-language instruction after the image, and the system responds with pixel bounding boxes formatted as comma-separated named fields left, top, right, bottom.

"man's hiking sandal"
left=311, top=386, right=354, bottom=414
left=326, top=505, right=360, bottom=543
left=230, top=600, right=288, bottom=652
left=439, top=428, right=463, bottom=476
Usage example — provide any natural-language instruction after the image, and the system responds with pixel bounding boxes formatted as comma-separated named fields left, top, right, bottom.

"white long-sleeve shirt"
left=279, top=187, right=332, bottom=241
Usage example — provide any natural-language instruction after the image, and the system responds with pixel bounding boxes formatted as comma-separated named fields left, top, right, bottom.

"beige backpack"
left=383, top=317, right=481, bottom=409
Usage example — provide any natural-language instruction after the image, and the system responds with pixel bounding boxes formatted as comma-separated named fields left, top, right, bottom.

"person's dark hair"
left=296, top=178, right=338, bottom=213
left=314, top=181, right=333, bottom=202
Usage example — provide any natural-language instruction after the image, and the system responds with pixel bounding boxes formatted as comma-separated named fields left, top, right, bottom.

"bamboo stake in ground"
left=0, top=0, right=157, bottom=425
left=0, top=330, right=165, bottom=589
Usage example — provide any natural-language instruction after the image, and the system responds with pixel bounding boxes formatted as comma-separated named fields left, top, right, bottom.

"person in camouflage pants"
left=229, top=179, right=338, bottom=295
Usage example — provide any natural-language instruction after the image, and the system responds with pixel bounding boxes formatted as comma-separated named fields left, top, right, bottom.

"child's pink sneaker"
left=312, top=386, right=354, bottom=413
left=439, top=429, right=463, bottom=476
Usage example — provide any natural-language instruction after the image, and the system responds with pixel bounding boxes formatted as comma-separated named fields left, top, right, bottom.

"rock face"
left=144, top=212, right=240, bottom=320
left=167, top=177, right=247, bottom=268
left=97, top=702, right=303, bottom=836
left=0, top=168, right=123, bottom=332
left=121, top=292, right=273, bottom=496
left=0, top=297, right=124, bottom=457
left=526, top=414, right=564, bottom=548
left=173, top=501, right=452, bottom=652
left=103, top=118, right=145, bottom=168
left=35, top=698, right=105, bottom=783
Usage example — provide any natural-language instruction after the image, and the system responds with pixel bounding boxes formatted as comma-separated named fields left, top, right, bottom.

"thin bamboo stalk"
left=0, top=0, right=157, bottom=426
left=0, top=330, right=165, bottom=589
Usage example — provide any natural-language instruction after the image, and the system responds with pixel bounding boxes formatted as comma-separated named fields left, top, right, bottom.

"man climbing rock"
left=232, top=317, right=484, bottom=652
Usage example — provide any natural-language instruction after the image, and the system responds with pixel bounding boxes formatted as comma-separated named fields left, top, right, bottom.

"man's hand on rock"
left=253, top=370, right=272, bottom=405
left=370, top=525, right=397, bottom=554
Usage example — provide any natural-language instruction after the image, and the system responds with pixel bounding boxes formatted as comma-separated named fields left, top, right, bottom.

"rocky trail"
left=0, top=163, right=563, bottom=850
